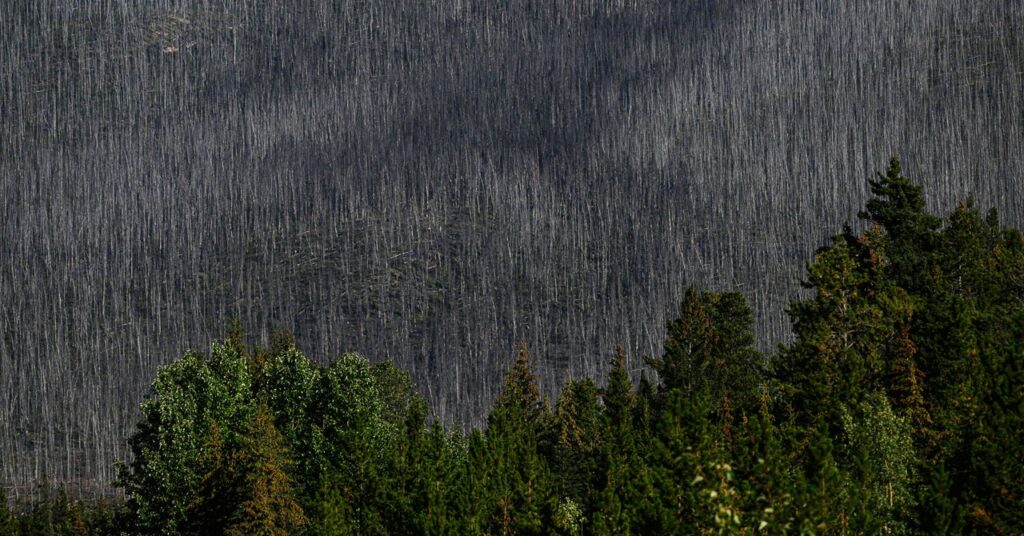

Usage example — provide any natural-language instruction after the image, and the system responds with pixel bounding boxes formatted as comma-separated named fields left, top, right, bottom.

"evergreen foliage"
left=7, top=159, right=1024, bottom=534
left=648, top=289, right=763, bottom=431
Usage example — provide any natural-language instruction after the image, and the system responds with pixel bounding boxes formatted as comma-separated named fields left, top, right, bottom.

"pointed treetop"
left=859, top=157, right=940, bottom=241
left=604, top=345, right=636, bottom=428
left=494, top=341, right=545, bottom=417
left=647, top=287, right=714, bottom=394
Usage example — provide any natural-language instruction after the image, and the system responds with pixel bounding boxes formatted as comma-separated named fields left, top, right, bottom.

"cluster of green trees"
left=3, top=159, right=1022, bottom=534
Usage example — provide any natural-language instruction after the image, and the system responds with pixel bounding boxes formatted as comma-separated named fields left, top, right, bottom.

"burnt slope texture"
left=1, top=0, right=1022, bottom=492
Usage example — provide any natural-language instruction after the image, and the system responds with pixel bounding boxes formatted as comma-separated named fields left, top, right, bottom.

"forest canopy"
left=3, top=159, right=1022, bottom=534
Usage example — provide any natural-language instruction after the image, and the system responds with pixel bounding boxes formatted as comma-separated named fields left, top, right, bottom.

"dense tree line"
left=3, top=162, right=1021, bottom=533
left=3, top=1, right=1024, bottom=491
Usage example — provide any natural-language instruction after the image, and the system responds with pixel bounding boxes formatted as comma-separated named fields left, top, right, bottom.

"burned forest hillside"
left=2, top=0, right=1023, bottom=492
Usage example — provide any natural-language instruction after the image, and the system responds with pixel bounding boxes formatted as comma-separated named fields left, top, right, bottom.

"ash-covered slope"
left=1, top=0, right=1022, bottom=492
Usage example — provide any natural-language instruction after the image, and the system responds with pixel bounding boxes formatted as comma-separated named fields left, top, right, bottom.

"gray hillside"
left=1, top=0, right=1022, bottom=493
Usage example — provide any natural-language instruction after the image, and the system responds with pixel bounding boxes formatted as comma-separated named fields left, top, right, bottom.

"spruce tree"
left=480, top=343, right=554, bottom=535
left=552, top=378, right=603, bottom=513
left=591, top=347, right=651, bottom=535
left=858, top=157, right=941, bottom=294
left=603, top=346, right=635, bottom=433
left=649, top=289, right=762, bottom=429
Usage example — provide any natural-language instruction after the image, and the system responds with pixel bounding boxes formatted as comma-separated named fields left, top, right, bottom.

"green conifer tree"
left=603, top=346, right=635, bottom=434
left=308, top=474, right=356, bottom=536
left=186, top=407, right=306, bottom=536
left=479, top=343, right=554, bottom=535
left=186, top=421, right=236, bottom=534
left=644, top=391, right=723, bottom=533
left=798, top=426, right=855, bottom=534
left=592, top=347, right=652, bottom=535
left=648, top=288, right=713, bottom=397
left=730, top=414, right=801, bottom=534
left=858, top=157, right=941, bottom=294
left=552, top=378, right=603, bottom=514
left=777, top=237, right=914, bottom=428
left=649, top=289, right=762, bottom=433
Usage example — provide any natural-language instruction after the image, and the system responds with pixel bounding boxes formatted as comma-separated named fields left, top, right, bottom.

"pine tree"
left=633, top=371, right=656, bottom=440
left=648, top=288, right=713, bottom=397
left=958, top=309, right=1024, bottom=533
left=644, top=391, right=723, bottom=532
left=886, top=322, right=934, bottom=450
left=51, top=488, right=89, bottom=536
left=408, top=423, right=467, bottom=535
left=591, top=347, right=650, bottom=535
left=591, top=450, right=654, bottom=535
left=730, top=415, right=801, bottom=534
left=917, top=462, right=965, bottom=534
left=798, top=426, right=854, bottom=534
left=491, top=342, right=547, bottom=425
left=308, top=475, right=356, bottom=536
left=184, top=406, right=306, bottom=536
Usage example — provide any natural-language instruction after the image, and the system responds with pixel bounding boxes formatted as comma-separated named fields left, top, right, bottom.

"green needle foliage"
left=10, top=158, right=1024, bottom=534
